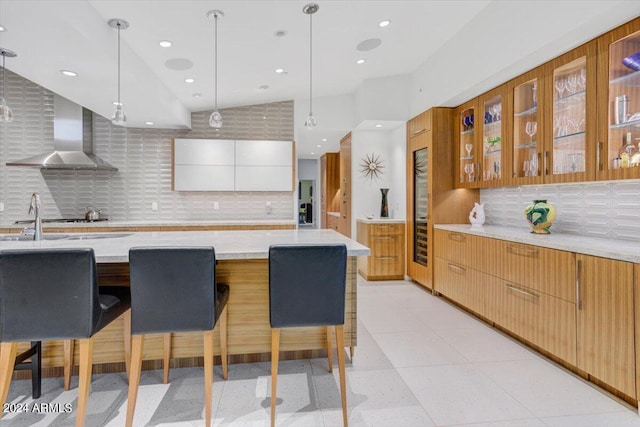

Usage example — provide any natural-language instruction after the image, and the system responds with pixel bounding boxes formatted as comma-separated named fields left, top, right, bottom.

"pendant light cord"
left=214, top=12, right=218, bottom=111
left=309, top=12, right=313, bottom=115
left=117, top=21, right=121, bottom=106
left=2, top=53, right=6, bottom=101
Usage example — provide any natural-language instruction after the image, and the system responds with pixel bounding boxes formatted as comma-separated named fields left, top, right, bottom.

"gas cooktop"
left=14, top=218, right=109, bottom=224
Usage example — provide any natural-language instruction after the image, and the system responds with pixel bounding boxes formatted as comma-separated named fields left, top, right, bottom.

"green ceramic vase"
left=524, top=199, right=556, bottom=234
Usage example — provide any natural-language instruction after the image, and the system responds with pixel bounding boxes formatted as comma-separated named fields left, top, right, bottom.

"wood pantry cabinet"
left=339, top=133, right=352, bottom=238
left=406, top=108, right=478, bottom=290
left=434, top=228, right=640, bottom=403
left=356, top=221, right=405, bottom=281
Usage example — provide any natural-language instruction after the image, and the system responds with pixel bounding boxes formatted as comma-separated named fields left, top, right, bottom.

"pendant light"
left=108, top=18, right=129, bottom=126
left=303, top=3, right=319, bottom=129
left=207, top=9, right=224, bottom=129
left=0, top=47, right=16, bottom=122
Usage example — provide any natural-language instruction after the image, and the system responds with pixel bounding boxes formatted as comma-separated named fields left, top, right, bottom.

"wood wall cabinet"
left=478, top=86, right=507, bottom=187
left=356, top=221, right=405, bottom=280
left=576, top=254, right=636, bottom=398
left=339, top=133, right=352, bottom=238
left=596, top=17, right=640, bottom=180
left=320, top=152, right=340, bottom=229
left=455, top=98, right=480, bottom=188
left=406, top=109, right=478, bottom=290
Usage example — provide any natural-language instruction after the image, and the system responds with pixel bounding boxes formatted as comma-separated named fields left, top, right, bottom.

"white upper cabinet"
left=172, top=139, right=293, bottom=192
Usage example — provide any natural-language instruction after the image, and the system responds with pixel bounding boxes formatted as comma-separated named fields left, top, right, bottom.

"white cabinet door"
left=235, top=166, right=292, bottom=191
left=174, top=166, right=234, bottom=191
left=235, top=140, right=292, bottom=166
left=174, top=139, right=234, bottom=165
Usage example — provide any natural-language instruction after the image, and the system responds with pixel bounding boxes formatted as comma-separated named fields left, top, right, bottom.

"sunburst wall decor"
left=360, top=152, right=384, bottom=180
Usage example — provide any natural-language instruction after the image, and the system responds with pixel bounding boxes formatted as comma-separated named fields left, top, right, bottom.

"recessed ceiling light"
left=274, top=30, right=287, bottom=37
left=60, top=70, right=78, bottom=77
left=159, top=40, right=172, bottom=48
left=0, top=25, right=6, bottom=32
left=275, top=68, right=285, bottom=74
left=310, top=152, right=315, bottom=155
left=316, top=144, right=321, bottom=148
left=185, top=78, right=195, bottom=83
left=193, top=93, right=202, bottom=98
left=145, top=121, right=154, bottom=125
left=322, top=138, right=327, bottom=142
left=356, top=59, right=365, bottom=65
left=375, top=124, right=383, bottom=128
left=379, top=20, right=391, bottom=28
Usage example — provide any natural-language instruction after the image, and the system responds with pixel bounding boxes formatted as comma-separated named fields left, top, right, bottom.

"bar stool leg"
left=31, top=341, right=42, bottom=399
left=123, top=309, right=132, bottom=382
left=336, top=326, right=348, bottom=427
left=125, top=335, right=144, bottom=427
left=203, top=330, right=214, bottom=427
left=76, top=337, right=94, bottom=427
left=270, top=328, right=280, bottom=427
left=219, top=306, right=228, bottom=380
left=326, top=326, right=333, bottom=373
left=64, top=340, right=74, bottom=391
left=163, top=333, right=171, bottom=384
left=350, top=346, right=355, bottom=362
left=0, top=342, right=18, bottom=410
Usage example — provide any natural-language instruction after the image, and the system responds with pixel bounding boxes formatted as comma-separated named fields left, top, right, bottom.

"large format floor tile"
left=2, top=277, right=639, bottom=426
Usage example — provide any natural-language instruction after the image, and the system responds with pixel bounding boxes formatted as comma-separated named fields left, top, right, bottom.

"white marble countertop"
left=327, top=212, right=340, bottom=218
left=357, top=218, right=406, bottom=224
left=435, top=224, right=640, bottom=263
left=0, top=219, right=297, bottom=229
left=0, top=229, right=370, bottom=263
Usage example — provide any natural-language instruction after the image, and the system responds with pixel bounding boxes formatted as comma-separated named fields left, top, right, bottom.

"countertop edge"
left=434, top=224, right=640, bottom=263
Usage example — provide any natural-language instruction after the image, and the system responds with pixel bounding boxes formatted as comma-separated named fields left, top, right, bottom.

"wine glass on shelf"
left=463, top=116, right=471, bottom=131
left=578, top=68, right=587, bottom=91
left=555, top=78, right=565, bottom=99
left=463, top=163, right=474, bottom=182
left=465, top=143, right=473, bottom=157
left=525, top=121, right=537, bottom=144
left=567, top=74, right=577, bottom=95
left=529, top=152, right=538, bottom=176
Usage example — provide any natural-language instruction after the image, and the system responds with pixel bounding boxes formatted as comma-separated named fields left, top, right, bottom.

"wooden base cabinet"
left=577, top=255, right=636, bottom=399
left=357, top=221, right=405, bottom=281
left=434, top=228, right=640, bottom=402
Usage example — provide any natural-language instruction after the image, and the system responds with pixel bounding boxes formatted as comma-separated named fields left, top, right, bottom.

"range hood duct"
left=6, top=94, right=118, bottom=170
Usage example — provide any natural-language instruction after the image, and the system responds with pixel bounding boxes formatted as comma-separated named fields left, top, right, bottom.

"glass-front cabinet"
left=597, top=20, right=640, bottom=180
left=509, top=69, right=543, bottom=185
left=455, top=99, right=479, bottom=188
left=478, top=87, right=506, bottom=187
left=543, top=42, right=596, bottom=183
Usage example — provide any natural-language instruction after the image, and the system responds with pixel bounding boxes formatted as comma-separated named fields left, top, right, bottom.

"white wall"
left=354, top=75, right=411, bottom=125
left=350, top=128, right=406, bottom=238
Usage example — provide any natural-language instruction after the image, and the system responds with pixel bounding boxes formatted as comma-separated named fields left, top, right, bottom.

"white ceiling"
left=0, top=1, right=639, bottom=159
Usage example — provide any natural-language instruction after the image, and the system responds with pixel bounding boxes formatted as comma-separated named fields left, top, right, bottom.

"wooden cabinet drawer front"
left=497, top=241, right=575, bottom=302
left=434, top=229, right=483, bottom=270
left=435, top=258, right=470, bottom=307
left=407, top=111, right=431, bottom=137
left=495, top=281, right=576, bottom=365
left=371, top=235, right=402, bottom=256
left=371, top=255, right=403, bottom=277
left=371, top=223, right=403, bottom=236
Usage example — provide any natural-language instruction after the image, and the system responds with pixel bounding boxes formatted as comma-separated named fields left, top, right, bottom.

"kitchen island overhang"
left=0, top=229, right=369, bottom=378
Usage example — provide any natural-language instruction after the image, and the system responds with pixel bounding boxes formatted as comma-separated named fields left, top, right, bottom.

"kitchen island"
left=0, top=229, right=369, bottom=378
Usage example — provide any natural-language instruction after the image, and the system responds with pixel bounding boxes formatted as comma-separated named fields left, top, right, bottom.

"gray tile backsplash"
left=0, top=70, right=294, bottom=224
left=481, top=180, right=640, bottom=242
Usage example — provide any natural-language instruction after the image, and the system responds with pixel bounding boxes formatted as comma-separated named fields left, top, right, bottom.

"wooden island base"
left=11, top=257, right=357, bottom=380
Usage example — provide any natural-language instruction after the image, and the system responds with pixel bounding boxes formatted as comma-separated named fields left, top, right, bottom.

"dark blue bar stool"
left=0, top=248, right=131, bottom=427
left=268, top=244, right=348, bottom=427
left=127, top=247, right=229, bottom=427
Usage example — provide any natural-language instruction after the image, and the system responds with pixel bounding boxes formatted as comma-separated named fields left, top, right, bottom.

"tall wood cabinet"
left=339, top=133, right=352, bottom=238
left=406, top=108, right=478, bottom=290
left=320, top=152, right=340, bottom=229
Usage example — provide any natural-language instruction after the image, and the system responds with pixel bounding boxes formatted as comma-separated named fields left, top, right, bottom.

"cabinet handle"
left=506, top=284, right=538, bottom=299
left=537, top=152, right=542, bottom=177
left=576, top=259, right=582, bottom=310
left=413, top=128, right=425, bottom=135
left=506, top=245, right=538, bottom=257
left=376, top=256, right=398, bottom=260
left=447, top=233, right=466, bottom=242
left=374, top=236, right=394, bottom=241
left=544, top=150, right=550, bottom=175
left=597, top=142, right=603, bottom=171
left=447, top=263, right=466, bottom=274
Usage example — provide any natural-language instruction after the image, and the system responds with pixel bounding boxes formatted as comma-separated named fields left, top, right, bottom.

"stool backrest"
left=129, top=247, right=218, bottom=334
left=269, top=244, right=347, bottom=328
left=0, top=248, right=101, bottom=341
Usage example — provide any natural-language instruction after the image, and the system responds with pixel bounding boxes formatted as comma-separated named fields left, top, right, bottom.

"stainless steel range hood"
left=6, top=94, right=118, bottom=171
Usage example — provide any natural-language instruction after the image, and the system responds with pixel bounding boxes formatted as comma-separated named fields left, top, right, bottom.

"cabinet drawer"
left=434, top=229, right=483, bottom=270
left=371, top=223, right=403, bottom=236
left=371, top=235, right=401, bottom=256
left=496, top=241, right=575, bottom=302
left=494, top=281, right=576, bottom=365
left=371, top=255, right=403, bottom=277
left=407, top=111, right=431, bottom=137
left=434, top=258, right=484, bottom=317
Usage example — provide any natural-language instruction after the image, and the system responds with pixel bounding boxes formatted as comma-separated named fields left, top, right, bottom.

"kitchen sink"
left=0, top=234, right=70, bottom=241
left=64, top=233, right=132, bottom=240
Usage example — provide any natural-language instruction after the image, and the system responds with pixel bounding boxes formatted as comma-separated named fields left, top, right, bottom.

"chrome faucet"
left=28, top=192, right=42, bottom=241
